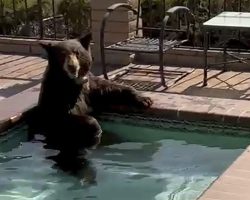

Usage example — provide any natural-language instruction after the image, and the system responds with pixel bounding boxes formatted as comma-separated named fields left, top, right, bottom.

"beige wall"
left=0, top=37, right=45, bottom=55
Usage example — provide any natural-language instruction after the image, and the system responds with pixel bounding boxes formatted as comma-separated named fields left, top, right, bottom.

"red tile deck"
left=0, top=53, right=47, bottom=100
left=198, top=146, right=250, bottom=200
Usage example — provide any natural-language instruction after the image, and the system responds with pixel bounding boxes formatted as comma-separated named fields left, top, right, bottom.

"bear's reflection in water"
left=47, top=151, right=98, bottom=187
left=28, top=128, right=125, bottom=186
left=27, top=130, right=98, bottom=186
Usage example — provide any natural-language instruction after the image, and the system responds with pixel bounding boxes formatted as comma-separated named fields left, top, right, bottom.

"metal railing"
left=140, top=0, right=250, bottom=48
left=0, top=0, right=249, bottom=47
left=0, top=0, right=91, bottom=40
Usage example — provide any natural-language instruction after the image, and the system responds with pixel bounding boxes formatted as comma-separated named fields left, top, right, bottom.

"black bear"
left=27, top=32, right=153, bottom=154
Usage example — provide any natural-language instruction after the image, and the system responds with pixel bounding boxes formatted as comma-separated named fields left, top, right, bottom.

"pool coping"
left=198, top=145, right=250, bottom=200
left=2, top=83, right=250, bottom=134
left=0, top=84, right=40, bottom=135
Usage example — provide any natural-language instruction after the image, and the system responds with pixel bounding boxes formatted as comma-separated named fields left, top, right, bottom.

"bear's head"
left=40, top=32, right=92, bottom=84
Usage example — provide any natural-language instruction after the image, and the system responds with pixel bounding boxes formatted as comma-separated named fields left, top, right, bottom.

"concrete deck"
left=1, top=52, right=250, bottom=200
left=0, top=53, right=47, bottom=101
left=199, top=146, right=250, bottom=200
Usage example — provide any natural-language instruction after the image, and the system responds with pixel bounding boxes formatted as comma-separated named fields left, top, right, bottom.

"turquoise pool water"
left=0, top=119, right=250, bottom=200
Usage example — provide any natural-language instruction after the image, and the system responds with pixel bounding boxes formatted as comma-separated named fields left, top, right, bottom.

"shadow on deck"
left=107, top=63, right=250, bottom=101
left=0, top=53, right=47, bottom=100
left=0, top=54, right=47, bottom=99
left=1, top=52, right=250, bottom=102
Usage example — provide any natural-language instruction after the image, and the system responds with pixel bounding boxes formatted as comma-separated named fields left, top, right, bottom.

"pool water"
left=0, top=120, right=250, bottom=200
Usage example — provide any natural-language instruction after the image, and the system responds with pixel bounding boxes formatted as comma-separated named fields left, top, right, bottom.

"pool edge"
left=2, top=85, right=250, bottom=134
left=0, top=84, right=39, bottom=135
left=198, top=145, right=250, bottom=200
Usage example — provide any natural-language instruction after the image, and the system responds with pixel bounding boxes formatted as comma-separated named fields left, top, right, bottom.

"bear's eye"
left=73, top=50, right=80, bottom=58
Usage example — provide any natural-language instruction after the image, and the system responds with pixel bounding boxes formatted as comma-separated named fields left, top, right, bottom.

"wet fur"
left=27, top=32, right=153, bottom=153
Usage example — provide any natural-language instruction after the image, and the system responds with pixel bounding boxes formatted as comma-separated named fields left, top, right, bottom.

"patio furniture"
left=203, top=11, right=250, bottom=86
left=100, top=1, right=195, bottom=87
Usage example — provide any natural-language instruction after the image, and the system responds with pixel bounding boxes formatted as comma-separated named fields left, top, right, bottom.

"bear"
left=26, top=32, right=153, bottom=155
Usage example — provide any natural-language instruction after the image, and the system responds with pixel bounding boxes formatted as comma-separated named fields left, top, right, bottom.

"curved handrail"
left=107, top=3, right=138, bottom=13
left=166, top=6, right=190, bottom=15
left=100, top=3, right=138, bottom=79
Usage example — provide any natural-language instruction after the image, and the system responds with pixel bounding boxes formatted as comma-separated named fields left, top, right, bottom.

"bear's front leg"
left=66, top=114, right=102, bottom=149
left=89, top=76, right=153, bottom=110
left=39, top=114, right=102, bottom=153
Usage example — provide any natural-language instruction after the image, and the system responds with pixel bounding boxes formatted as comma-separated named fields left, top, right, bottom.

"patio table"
left=203, top=11, right=250, bottom=86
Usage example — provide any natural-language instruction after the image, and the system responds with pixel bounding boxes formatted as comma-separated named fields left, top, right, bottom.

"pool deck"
left=199, top=146, right=250, bottom=200
left=1, top=52, right=250, bottom=199
left=0, top=53, right=46, bottom=132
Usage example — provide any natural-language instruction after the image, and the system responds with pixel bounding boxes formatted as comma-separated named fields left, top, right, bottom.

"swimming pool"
left=0, top=117, right=250, bottom=200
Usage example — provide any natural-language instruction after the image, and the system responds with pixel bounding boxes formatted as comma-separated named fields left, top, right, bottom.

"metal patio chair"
left=100, top=1, right=195, bottom=87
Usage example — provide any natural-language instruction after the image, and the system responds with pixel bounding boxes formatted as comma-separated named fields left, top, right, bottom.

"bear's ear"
left=39, top=41, right=55, bottom=53
left=39, top=41, right=64, bottom=65
left=39, top=41, right=63, bottom=58
left=78, top=32, right=92, bottom=50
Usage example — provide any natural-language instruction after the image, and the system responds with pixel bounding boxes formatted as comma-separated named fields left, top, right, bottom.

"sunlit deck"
left=0, top=53, right=47, bottom=101
left=2, top=52, right=250, bottom=102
